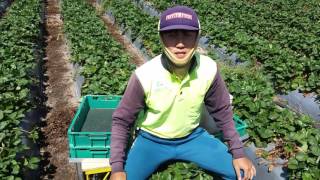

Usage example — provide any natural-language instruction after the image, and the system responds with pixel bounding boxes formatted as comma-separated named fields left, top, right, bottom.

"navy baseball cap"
left=159, top=6, right=199, bottom=32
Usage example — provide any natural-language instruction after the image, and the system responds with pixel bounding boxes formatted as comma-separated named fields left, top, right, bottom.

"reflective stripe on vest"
left=135, top=53, right=217, bottom=138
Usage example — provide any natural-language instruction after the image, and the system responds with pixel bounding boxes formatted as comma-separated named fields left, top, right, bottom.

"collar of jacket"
left=160, top=53, right=198, bottom=74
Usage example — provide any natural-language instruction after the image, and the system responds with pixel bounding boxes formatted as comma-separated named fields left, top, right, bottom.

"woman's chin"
left=171, top=58, right=190, bottom=67
left=175, top=54, right=186, bottom=59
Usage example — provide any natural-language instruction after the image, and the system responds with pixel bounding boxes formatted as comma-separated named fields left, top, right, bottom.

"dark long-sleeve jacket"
left=110, top=54, right=245, bottom=173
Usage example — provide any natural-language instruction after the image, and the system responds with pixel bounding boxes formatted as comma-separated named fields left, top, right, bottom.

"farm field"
left=0, top=0, right=319, bottom=179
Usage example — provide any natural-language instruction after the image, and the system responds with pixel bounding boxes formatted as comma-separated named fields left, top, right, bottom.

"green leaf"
left=311, top=146, right=320, bottom=156
left=258, top=129, right=273, bottom=139
left=0, top=133, right=5, bottom=142
left=300, top=142, right=308, bottom=152
left=268, top=112, right=278, bottom=120
left=286, top=126, right=295, bottom=131
left=291, top=83, right=299, bottom=89
left=0, top=110, right=3, bottom=120
left=24, top=157, right=40, bottom=170
left=11, top=165, right=19, bottom=175
left=13, top=139, right=21, bottom=146
left=0, top=121, right=8, bottom=130
left=7, top=176, right=14, bottom=180
left=287, top=158, right=298, bottom=169
left=24, top=159, right=28, bottom=166
left=302, top=173, right=313, bottom=180
left=295, top=152, right=307, bottom=161
left=27, top=163, right=38, bottom=170
left=19, top=89, right=29, bottom=99
left=29, top=157, right=40, bottom=164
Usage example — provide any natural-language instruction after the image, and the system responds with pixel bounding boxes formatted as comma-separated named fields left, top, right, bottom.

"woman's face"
left=161, top=30, right=198, bottom=62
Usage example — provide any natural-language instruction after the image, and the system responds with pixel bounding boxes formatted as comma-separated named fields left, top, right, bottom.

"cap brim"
left=159, top=25, right=199, bottom=32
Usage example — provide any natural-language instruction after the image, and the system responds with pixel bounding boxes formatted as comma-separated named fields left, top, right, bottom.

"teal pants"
left=124, top=127, right=239, bottom=180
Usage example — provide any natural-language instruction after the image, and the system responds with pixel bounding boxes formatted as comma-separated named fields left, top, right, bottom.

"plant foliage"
left=61, top=0, right=135, bottom=95
left=146, top=0, right=320, bottom=95
left=220, top=64, right=320, bottom=179
left=0, top=0, right=41, bottom=178
left=102, top=0, right=161, bottom=56
left=101, top=0, right=320, bottom=178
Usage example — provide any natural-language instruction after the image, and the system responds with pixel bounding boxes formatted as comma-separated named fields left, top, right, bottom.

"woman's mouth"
left=175, top=52, right=186, bottom=58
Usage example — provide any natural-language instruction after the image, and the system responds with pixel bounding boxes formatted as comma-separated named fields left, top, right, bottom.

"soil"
left=41, top=0, right=78, bottom=179
left=90, top=0, right=146, bottom=67
left=40, top=0, right=146, bottom=179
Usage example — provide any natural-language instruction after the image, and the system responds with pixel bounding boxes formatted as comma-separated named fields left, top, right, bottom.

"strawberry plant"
left=98, top=0, right=320, bottom=178
left=145, top=0, right=320, bottom=95
left=150, top=162, right=217, bottom=180
left=0, top=0, right=42, bottom=178
left=220, top=63, right=320, bottom=179
left=61, top=0, right=135, bottom=95
left=102, top=0, right=161, bottom=56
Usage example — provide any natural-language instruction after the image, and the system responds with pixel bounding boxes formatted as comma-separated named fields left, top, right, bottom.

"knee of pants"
left=124, top=168, right=149, bottom=180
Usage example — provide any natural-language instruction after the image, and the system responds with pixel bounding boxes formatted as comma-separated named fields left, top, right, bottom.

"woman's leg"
left=176, top=130, right=237, bottom=180
left=124, top=132, right=175, bottom=180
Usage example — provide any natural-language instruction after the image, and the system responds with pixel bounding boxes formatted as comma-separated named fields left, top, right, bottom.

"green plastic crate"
left=69, top=147, right=110, bottom=158
left=68, top=95, right=121, bottom=158
left=214, top=114, right=248, bottom=140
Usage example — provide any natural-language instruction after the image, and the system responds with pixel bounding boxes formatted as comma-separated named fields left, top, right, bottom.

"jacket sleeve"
left=204, top=69, right=245, bottom=159
left=110, top=72, right=146, bottom=173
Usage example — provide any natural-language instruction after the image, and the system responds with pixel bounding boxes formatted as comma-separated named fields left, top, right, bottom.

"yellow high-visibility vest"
left=135, top=53, right=217, bottom=138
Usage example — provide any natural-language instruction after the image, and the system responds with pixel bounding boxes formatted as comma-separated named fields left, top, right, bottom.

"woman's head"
left=159, top=6, right=200, bottom=68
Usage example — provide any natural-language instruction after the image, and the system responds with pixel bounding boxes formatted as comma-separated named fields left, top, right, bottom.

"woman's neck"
left=166, top=59, right=192, bottom=80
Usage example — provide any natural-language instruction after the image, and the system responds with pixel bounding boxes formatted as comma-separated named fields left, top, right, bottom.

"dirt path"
left=90, top=1, right=146, bottom=67
left=40, top=0, right=147, bottom=179
left=41, top=0, right=78, bottom=179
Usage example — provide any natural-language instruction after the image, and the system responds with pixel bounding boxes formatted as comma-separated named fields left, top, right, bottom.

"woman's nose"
left=176, top=41, right=184, bottom=48
left=176, top=32, right=185, bottom=47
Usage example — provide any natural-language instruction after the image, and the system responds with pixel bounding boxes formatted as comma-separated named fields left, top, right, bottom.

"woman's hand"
left=110, top=172, right=126, bottom=180
left=233, top=157, right=256, bottom=180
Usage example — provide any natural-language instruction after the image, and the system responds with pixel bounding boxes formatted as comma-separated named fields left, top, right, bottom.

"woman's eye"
left=164, top=34, right=175, bottom=39
left=184, top=31, right=194, bottom=36
left=168, top=32, right=176, bottom=36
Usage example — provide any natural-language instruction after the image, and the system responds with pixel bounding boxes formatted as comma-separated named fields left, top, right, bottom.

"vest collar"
left=160, top=53, right=198, bottom=74
left=160, top=53, right=199, bottom=84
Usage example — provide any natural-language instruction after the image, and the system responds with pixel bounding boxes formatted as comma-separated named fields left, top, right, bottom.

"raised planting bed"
left=145, top=0, right=320, bottom=95
left=0, top=0, right=43, bottom=178
left=61, top=0, right=135, bottom=96
left=93, top=0, right=320, bottom=178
